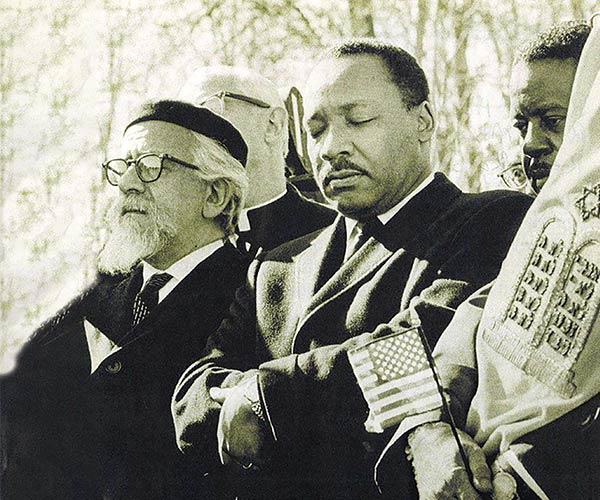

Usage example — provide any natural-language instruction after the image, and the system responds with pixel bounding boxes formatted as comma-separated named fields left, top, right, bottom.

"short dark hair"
left=327, top=39, right=429, bottom=109
left=516, top=20, right=591, bottom=64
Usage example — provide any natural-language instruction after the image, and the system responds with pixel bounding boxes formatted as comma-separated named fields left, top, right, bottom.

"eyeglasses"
left=498, top=158, right=530, bottom=190
left=198, top=90, right=271, bottom=114
left=102, top=153, right=200, bottom=186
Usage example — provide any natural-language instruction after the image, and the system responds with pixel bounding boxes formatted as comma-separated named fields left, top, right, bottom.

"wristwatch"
left=243, top=375, right=268, bottom=424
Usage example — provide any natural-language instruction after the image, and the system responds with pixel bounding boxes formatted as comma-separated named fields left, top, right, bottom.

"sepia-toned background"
left=1, top=0, right=598, bottom=370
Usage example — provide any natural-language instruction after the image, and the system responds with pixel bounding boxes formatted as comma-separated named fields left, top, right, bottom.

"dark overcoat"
left=173, top=174, right=533, bottom=500
left=1, top=243, right=249, bottom=500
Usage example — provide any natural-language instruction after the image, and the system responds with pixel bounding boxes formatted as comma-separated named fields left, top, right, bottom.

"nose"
left=319, top=126, right=353, bottom=163
left=118, top=162, right=145, bottom=194
left=522, top=121, right=553, bottom=160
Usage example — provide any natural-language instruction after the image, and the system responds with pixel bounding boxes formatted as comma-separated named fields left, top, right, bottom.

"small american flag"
left=348, top=326, right=443, bottom=432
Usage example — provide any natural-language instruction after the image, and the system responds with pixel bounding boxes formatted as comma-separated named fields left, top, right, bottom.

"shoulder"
left=284, top=184, right=336, bottom=224
left=452, top=187, right=533, bottom=217
left=436, top=185, right=532, bottom=238
left=27, top=273, right=125, bottom=347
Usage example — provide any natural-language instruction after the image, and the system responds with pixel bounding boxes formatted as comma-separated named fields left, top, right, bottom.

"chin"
left=533, top=176, right=549, bottom=193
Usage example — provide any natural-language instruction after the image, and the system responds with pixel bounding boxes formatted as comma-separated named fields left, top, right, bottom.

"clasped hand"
left=408, top=422, right=493, bottom=500
left=210, top=377, right=270, bottom=470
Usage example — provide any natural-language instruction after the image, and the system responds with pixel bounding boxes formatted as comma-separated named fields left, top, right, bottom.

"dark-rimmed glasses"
left=102, top=153, right=200, bottom=186
left=198, top=91, right=271, bottom=114
left=498, top=157, right=530, bottom=190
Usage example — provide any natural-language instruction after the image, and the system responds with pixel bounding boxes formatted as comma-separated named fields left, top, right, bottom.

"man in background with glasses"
left=1, top=100, right=250, bottom=500
left=498, top=21, right=590, bottom=196
left=179, top=66, right=335, bottom=256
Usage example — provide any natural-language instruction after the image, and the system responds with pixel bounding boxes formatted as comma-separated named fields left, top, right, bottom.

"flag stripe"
left=373, top=385, right=441, bottom=413
left=378, top=393, right=443, bottom=421
left=377, top=394, right=443, bottom=428
left=360, top=368, right=436, bottom=395
left=348, top=326, right=443, bottom=432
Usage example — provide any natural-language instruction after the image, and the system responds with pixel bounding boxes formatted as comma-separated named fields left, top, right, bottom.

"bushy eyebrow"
left=513, top=101, right=568, bottom=118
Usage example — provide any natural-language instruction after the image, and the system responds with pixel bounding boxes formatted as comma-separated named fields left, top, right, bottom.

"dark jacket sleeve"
left=172, top=191, right=532, bottom=469
left=172, top=263, right=260, bottom=469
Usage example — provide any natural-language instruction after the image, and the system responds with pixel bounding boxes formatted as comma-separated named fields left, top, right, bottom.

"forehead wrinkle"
left=512, top=96, right=568, bottom=117
left=122, top=122, right=194, bottom=162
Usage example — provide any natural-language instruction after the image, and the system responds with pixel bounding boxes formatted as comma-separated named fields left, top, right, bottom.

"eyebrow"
left=513, top=101, right=568, bottom=117
left=308, top=101, right=373, bottom=122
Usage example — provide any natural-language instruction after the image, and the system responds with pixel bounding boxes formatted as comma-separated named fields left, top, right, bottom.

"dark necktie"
left=346, top=219, right=382, bottom=260
left=131, top=272, right=172, bottom=327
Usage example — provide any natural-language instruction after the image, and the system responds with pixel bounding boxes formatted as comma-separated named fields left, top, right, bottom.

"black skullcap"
left=125, top=99, right=247, bottom=167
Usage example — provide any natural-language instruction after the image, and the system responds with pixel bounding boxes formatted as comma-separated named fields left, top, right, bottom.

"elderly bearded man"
left=0, top=100, right=250, bottom=500
left=172, top=41, right=533, bottom=500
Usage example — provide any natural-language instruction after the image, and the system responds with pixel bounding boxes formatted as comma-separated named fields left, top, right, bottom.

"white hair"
left=97, top=193, right=177, bottom=275
left=187, top=130, right=248, bottom=236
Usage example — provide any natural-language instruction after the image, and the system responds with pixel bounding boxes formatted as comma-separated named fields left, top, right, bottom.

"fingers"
left=450, top=467, right=484, bottom=500
left=464, top=441, right=492, bottom=493
left=209, top=386, right=231, bottom=403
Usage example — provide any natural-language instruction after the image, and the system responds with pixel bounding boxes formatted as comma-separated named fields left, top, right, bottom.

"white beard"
left=97, top=194, right=176, bottom=275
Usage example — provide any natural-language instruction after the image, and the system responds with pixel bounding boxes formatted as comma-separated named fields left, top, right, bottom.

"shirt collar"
left=344, top=173, right=435, bottom=242
left=142, top=239, right=224, bottom=286
left=238, top=189, right=287, bottom=232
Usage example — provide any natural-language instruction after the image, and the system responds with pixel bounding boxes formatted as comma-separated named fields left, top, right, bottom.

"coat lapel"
left=88, top=268, right=142, bottom=342
left=293, top=174, right=462, bottom=338
left=297, top=229, right=394, bottom=333
left=292, top=220, right=342, bottom=317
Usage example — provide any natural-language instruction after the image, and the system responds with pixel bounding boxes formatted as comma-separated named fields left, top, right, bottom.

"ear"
left=265, top=107, right=287, bottom=145
left=416, top=101, right=435, bottom=143
left=201, top=178, right=233, bottom=220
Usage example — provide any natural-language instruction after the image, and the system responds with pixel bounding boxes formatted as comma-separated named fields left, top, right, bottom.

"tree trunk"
left=348, top=0, right=375, bottom=37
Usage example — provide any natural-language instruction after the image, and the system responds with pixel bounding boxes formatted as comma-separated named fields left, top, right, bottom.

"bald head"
left=180, top=66, right=285, bottom=112
left=179, top=66, right=289, bottom=207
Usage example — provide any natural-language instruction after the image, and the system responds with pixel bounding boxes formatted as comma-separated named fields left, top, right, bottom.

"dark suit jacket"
left=510, top=391, right=600, bottom=500
left=245, top=184, right=335, bottom=251
left=173, top=174, right=533, bottom=500
left=0, top=243, right=249, bottom=500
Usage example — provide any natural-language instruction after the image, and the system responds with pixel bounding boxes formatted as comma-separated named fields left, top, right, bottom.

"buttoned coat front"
left=1, top=243, right=249, bottom=500
left=173, top=174, right=533, bottom=500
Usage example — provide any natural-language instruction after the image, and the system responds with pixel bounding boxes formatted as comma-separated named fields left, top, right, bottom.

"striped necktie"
left=131, top=272, right=172, bottom=327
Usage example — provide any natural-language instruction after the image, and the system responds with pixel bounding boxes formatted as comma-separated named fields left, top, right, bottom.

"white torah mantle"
left=468, top=20, right=600, bottom=454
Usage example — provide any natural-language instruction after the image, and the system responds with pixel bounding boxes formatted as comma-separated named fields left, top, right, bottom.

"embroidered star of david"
left=575, top=183, right=600, bottom=220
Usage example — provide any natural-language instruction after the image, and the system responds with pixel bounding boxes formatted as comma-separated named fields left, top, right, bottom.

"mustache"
left=328, top=157, right=365, bottom=173
left=113, top=194, right=154, bottom=215
left=524, top=157, right=552, bottom=180
left=321, top=157, right=367, bottom=184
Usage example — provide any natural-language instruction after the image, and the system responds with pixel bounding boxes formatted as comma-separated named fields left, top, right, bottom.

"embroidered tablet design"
left=483, top=212, right=600, bottom=397
left=530, top=239, right=600, bottom=397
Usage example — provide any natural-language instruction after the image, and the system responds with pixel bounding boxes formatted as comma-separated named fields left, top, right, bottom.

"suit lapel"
left=297, top=228, right=394, bottom=332
left=115, top=244, right=245, bottom=349
left=294, top=174, right=462, bottom=336
left=292, top=220, right=341, bottom=316
left=89, top=268, right=142, bottom=342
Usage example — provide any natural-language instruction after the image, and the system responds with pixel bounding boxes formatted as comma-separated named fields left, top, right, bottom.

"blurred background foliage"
left=1, top=0, right=597, bottom=369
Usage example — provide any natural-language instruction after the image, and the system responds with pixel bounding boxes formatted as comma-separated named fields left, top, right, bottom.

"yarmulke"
left=125, top=99, right=247, bottom=167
